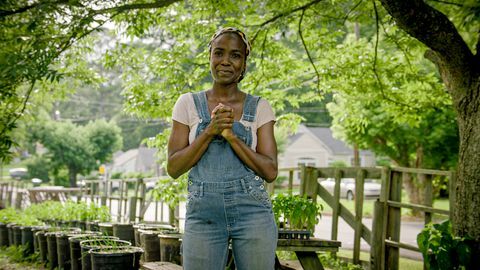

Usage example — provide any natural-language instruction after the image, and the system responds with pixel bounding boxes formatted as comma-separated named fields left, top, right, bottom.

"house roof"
left=295, top=125, right=373, bottom=156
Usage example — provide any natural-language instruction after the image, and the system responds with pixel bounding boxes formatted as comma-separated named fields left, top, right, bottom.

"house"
left=278, top=124, right=376, bottom=182
left=109, top=146, right=161, bottom=176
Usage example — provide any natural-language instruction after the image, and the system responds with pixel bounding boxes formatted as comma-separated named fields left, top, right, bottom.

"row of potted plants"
left=0, top=201, right=183, bottom=269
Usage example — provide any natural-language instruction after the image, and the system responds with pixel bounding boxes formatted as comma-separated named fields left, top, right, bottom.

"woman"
left=167, top=27, right=278, bottom=270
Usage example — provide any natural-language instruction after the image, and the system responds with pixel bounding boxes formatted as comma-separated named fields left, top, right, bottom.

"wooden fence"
left=1, top=165, right=454, bottom=269
left=268, top=165, right=453, bottom=270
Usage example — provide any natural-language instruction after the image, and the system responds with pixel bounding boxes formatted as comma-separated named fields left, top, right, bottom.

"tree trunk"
left=379, top=0, right=480, bottom=242
left=68, top=168, right=77, bottom=187
left=454, top=79, right=480, bottom=239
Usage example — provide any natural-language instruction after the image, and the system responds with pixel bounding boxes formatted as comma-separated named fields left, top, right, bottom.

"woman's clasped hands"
left=208, top=103, right=235, bottom=139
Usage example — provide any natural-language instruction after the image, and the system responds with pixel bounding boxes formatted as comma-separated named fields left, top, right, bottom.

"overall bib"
left=182, top=91, right=277, bottom=270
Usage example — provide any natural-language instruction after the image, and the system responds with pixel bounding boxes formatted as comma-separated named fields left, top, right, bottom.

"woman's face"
left=209, top=33, right=246, bottom=85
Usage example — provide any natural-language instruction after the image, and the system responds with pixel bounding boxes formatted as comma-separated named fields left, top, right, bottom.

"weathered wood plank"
left=387, top=201, right=449, bottom=216
left=296, top=251, right=325, bottom=270
left=385, top=171, right=402, bottom=270
left=141, top=261, right=183, bottom=270
left=331, top=169, right=342, bottom=241
left=353, top=169, right=365, bottom=264
left=277, top=238, right=341, bottom=248
left=316, top=183, right=372, bottom=245
left=370, top=200, right=385, bottom=270
left=390, top=166, right=451, bottom=176
left=316, top=167, right=382, bottom=179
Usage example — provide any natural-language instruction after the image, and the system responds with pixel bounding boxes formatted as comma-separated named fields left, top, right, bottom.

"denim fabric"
left=183, top=91, right=277, bottom=270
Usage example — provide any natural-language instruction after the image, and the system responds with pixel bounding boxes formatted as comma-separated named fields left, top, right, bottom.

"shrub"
left=417, top=220, right=475, bottom=270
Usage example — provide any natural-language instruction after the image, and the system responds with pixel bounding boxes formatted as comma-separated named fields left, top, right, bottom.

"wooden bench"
left=141, top=261, right=183, bottom=270
left=276, top=238, right=341, bottom=270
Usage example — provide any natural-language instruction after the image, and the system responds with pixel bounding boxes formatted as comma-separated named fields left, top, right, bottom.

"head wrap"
left=208, top=27, right=251, bottom=82
left=208, top=27, right=251, bottom=58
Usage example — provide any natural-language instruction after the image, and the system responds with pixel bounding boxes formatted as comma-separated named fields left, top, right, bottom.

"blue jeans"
left=182, top=175, right=277, bottom=270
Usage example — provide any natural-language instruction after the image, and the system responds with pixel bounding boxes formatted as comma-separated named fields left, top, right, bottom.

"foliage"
left=30, top=119, right=122, bottom=186
left=0, top=208, right=18, bottom=224
left=25, top=155, right=50, bottom=182
left=417, top=220, right=475, bottom=270
left=319, top=253, right=363, bottom=270
left=329, top=160, right=348, bottom=168
left=23, top=200, right=110, bottom=222
left=152, top=175, right=188, bottom=208
left=272, top=193, right=323, bottom=232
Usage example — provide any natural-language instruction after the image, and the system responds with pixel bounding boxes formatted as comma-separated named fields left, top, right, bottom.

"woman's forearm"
left=226, top=136, right=277, bottom=181
left=167, top=131, right=215, bottom=178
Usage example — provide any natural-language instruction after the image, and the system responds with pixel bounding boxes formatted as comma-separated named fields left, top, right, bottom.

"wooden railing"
left=370, top=167, right=453, bottom=270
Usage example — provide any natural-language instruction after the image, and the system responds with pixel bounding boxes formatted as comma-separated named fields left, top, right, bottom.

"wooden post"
left=138, top=178, right=146, bottom=222
left=386, top=171, right=402, bottom=270
left=14, top=191, right=23, bottom=209
left=117, top=180, right=123, bottom=222
left=6, top=182, right=12, bottom=207
left=100, top=196, right=107, bottom=206
left=449, top=171, right=456, bottom=221
left=288, top=169, right=294, bottom=195
left=353, top=169, right=365, bottom=264
left=331, top=169, right=342, bottom=242
left=299, top=164, right=307, bottom=196
left=128, top=197, right=137, bottom=223
left=423, top=174, right=433, bottom=225
left=370, top=199, right=385, bottom=270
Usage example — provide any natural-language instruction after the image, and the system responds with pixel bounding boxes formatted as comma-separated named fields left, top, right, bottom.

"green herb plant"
left=272, top=193, right=323, bottom=232
left=417, top=219, right=475, bottom=270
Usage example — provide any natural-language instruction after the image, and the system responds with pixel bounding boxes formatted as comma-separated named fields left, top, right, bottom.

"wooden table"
left=276, top=238, right=341, bottom=270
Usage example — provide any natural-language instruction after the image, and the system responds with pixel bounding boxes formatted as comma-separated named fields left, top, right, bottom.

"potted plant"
left=272, top=193, right=323, bottom=239
left=89, top=246, right=143, bottom=270
left=80, top=238, right=132, bottom=270
left=417, top=219, right=475, bottom=270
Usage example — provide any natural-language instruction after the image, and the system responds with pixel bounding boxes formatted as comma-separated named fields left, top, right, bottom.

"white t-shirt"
left=172, top=92, right=276, bottom=151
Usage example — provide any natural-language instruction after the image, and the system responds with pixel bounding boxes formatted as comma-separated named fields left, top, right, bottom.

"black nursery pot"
left=89, top=246, right=144, bottom=270
left=12, top=225, right=22, bottom=246
left=158, top=233, right=183, bottom=265
left=6, top=223, right=16, bottom=246
left=36, top=231, right=48, bottom=263
left=56, top=231, right=87, bottom=270
left=113, top=223, right=135, bottom=244
left=20, top=226, right=35, bottom=255
left=46, top=232, right=59, bottom=270
left=80, top=238, right=131, bottom=270
left=0, top=223, right=8, bottom=247
left=68, top=234, right=116, bottom=270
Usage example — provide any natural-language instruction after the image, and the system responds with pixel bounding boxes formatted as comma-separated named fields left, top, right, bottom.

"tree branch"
left=92, top=0, right=180, bottom=15
left=379, top=0, right=474, bottom=72
left=0, top=0, right=70, bottom=18
left=250, top=0, right=324, bottom=44
left=298, top=8, right=321, bottom=94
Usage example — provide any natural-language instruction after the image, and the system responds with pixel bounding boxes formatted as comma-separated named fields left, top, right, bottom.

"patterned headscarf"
left=208, top=27, right=251, bottom=82
left=208, top=27, right=251, bottom=58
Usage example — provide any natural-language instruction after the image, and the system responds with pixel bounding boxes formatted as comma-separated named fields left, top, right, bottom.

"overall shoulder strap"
left=191, top=91, right=210, bottom=122
left=241, top=94, right=261, bottom=122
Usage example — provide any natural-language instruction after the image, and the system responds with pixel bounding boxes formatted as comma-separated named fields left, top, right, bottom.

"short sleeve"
left=172, top=93, right=190, bottom=125
left=256, top=98, right=276, bottom=128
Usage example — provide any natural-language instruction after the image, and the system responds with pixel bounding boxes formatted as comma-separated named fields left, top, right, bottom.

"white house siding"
left=277, top=125, right=376, bottom=184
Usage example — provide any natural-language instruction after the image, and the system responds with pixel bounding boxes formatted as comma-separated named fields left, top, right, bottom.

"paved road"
left=314, top=215, right=424, bottom=260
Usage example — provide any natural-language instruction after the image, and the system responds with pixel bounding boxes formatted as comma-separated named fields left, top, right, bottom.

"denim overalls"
left=182, top=91, right=277, bottom=270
